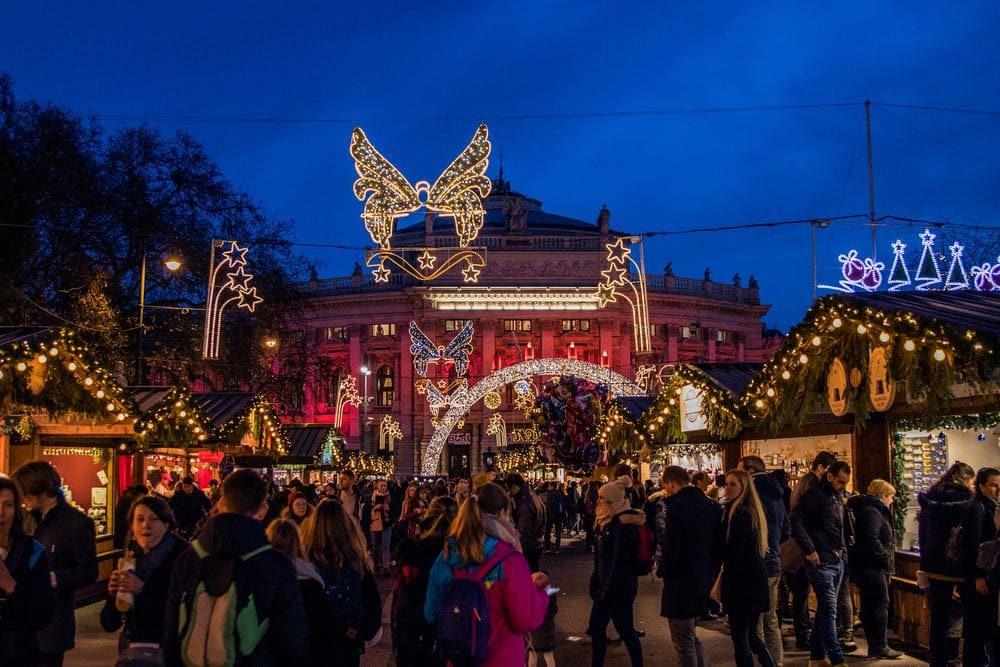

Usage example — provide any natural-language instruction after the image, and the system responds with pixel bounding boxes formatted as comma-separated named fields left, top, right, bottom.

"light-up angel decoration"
left=595, top=237, right=651, bottom=353
left=202, top=240, right=263, bottom=359
left=416, top=378, right=469, bottom=427
left=351, top=125, right=491, bottom=283
left=409, top=320, right=474, bottom=378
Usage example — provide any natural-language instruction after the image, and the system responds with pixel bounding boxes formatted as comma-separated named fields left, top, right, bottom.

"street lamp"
left=360, top=365, right=371, bottom=452
left=136, top=254, right=182, bottom=383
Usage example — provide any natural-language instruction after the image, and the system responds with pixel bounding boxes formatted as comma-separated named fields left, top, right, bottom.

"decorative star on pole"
left=601, top=263, right=628, bottom=286
left=372, top=264, right=391, bottom=283
left=226, top=266, right=253, bottom=291
left=605, top=237, right=631, bottom=265
left=417, top=251, right=437, bottom=270
left=236, top=286, right=263, bottom=311
left=462, top=264, right=481, bottom=282
left=597, top=281, right=619, bottom=307
left=221, top=242, right=249, bottom=267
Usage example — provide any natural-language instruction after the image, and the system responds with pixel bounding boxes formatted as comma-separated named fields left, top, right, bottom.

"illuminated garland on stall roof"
left=136, top=385, right=213, bottom=448
left=345, top=451, right=394, bottom=476
left=739, top=295, right=996, bottom=432
left=215, top=395, right=289, bottom=455
left=495, top=444, right=542, bottom=474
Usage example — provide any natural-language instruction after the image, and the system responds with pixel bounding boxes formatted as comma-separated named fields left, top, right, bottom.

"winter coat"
left=100, top=534, right=187, bottom=644
left=590, top=510, right=643, bottom=602
left=424, top=536, right=548, bottom=667
left=312, top=563, right=382, bottom=661
left=720, top=503, right=770, bottom=615
left=962, top=492, right=998, bottom=579
left=0, top=533, right=54, bottom=664
left=168, top=487, right=211, bottom=532
left=513, top=487, right=546, bottom=553
left=752, top=472, right=790, bottom=577
left=917, top=482, right=973, bottom=579
left=657, top=486, right=723, bottom=619
left=163, top=513, right=308, bottom=667
left=392, top=534, right=447, bottom=664
left=791, top=478, right=847, bottom=565
left=530, top=593, right=558, bottom=652
left=644, top=489, right=669, bottom=546
left=846, top=494, right=894, bottom=576
left=546, top=489, right=566, bottom=517
left=30, top=497, right=98, bottom=654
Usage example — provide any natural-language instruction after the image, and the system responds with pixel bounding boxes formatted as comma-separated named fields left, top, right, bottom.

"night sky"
left=4, top=2, right=1000, bottom=328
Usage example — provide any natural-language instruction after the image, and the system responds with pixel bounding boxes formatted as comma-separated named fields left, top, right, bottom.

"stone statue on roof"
left=664, top=261, right=673, bottom=276
left=505, top=195, right=527, bottom=231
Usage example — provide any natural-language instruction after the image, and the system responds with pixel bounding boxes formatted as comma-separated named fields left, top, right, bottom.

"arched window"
left=376, top=365, right=394, bottom=407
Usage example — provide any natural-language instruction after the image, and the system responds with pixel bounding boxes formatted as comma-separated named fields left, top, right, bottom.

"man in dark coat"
left=12, top=460, right=98, bottom=667
left=657, top=465, right=722, bottom=667
left=791, top=460, right=852, bottom=667
left=544, top=481, right=566, bottom=553
left=163, top=469, right=307, bottom=667
left=961, top=466, right=1000, bottom=666
left=742, top=455, right=790, bottom=665
left=168, top=476, right=211, bottom=538
left=506, top=473, right=545, bottom=571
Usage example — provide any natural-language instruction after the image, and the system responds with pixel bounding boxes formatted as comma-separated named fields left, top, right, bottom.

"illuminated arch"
left=421, top=358, right=643, bottom=475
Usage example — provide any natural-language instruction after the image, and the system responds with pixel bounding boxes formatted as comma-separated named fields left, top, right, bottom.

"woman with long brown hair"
left=301, top=499, right=383, bottom=667
left=716, top=469, right=776, bottom=667
left=400, top=483, right=424, bottom=539
left=424, top=483, right=549, bottom=666
left=392, top=495, right=458, bottom=666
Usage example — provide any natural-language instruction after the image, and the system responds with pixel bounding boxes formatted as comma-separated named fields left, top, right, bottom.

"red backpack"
left=635, top=524, right=655, bottom=575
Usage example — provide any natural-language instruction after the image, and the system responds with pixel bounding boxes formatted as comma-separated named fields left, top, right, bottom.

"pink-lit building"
left=284, top=174, right=777, bottom=476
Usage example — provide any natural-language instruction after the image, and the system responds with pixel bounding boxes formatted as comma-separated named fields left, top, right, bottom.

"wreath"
left=531, top=376, right=609, bottom=475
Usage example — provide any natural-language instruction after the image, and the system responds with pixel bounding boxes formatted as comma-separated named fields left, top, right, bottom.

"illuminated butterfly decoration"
left=417, top=378, right=469, bottom=426
left=409, top=320, right=475, bottom=378
left=350, top=125, right=492, bottom=249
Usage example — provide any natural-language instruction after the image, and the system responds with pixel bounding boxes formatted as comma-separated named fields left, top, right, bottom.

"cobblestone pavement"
left=67, top=535, right=929, bottom=666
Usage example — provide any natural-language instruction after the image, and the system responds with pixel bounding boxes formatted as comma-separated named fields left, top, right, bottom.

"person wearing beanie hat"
left=281, top=489, right=312, bottom=526
left=588, top=481, right=646, bottom=666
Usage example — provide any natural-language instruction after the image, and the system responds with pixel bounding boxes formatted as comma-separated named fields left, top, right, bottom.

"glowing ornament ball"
left=531, top=376, right=610, bottom=475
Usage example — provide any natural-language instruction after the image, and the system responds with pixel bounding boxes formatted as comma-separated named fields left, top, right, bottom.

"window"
left=376, top=365, right=394, bottom=407
left=681, top=325, right=699, bottom=340
left=503, top=319, right=532, bottom=332
left=444, top=320, right=467, bottom=332
left=717, top=330, right=738, bottom=344
left=370, top=323, right=397, bottom=337
left=325, top=326, right=347, bottom=341
left=561, top=319, right=590, bottom=332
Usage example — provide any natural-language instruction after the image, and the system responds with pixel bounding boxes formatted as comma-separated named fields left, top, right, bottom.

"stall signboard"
left=868, top=347, right=896, bottom=411
left=826, top=358, right=848, bottom=416
left=447, top=432, right=472, bottom=445
left=199, top=451, right=225, bottom=464
left=680, top=384, right=708, bottom=432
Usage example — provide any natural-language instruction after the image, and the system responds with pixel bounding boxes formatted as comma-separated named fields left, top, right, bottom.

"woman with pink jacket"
left=424, top=482, right=549, bottom=666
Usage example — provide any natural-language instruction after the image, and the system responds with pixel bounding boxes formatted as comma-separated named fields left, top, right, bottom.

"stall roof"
left=846, top=291, right=1000, bottom=336
left=191, top=392, right=253, bottom=429
left=284, top=425, right=331, bottom=460
left=616, top=396, right=651, bottom=420
left=129, top=386, right=173, bottom=413
left=0, top=326, right=52, bottom=346
left=687, top=363, right=763, bottom=399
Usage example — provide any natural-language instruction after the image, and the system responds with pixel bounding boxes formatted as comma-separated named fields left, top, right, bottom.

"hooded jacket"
left=162, top=513, right=308, bottom=667
left=752, top=472, right=790, bottom=577
left=846, top=494, right=894, bottom=575
left=591, top=509, right=644, bottom=601
left=790, top=478, right=846, bottom=565
left=424, top=536, right=547, bottom=667
left=917, top=483, right=973, bottom=579
left=657, top=486, right=722, bottom=619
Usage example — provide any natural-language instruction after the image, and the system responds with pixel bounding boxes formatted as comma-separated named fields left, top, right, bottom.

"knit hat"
left=287, top=489, right=306, bottom=507
left=598, top=481, right=630, bottom=516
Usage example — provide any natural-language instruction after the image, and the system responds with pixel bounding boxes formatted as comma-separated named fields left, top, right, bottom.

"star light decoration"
left=378, top=415, right=403, bottom=451
left=202, top=240, right=262, bottom=360
left=486, top=412, right=508, bottom=449
left=420, top=358, right=643, bottom=475
left=334, top=375, right=361, bottom=430
left=595, top=237, right=651, bottom=353
left=351, top=125, right=491, bottom=284
left=819, top=229, right=996, bottom=294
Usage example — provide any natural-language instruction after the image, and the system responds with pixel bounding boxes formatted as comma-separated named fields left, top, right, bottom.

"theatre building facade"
left=284, top=176, right=779, bottom=476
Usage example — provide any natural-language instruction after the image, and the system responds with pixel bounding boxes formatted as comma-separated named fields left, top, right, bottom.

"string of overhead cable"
left=21, top=296, right=142, bottom=333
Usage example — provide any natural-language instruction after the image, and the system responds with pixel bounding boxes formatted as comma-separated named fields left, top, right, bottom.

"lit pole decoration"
left=202, top=240, right=262, bottom=360
left=378, top=415, right=402, bottom=452
left=486, top=413, right=508, bottom=449
left=596, top=237, right=651, bottom=353
left=420, top=358, right=643, bottom=475
left=360, top=366, right=371, bottom=451
left=818, top=229, right=997, bottom=293
left=350, top=125, right=491, bottom=284
left=136, top=253, right=183, bottom=382
left=334, top=375, right=361, bottom=430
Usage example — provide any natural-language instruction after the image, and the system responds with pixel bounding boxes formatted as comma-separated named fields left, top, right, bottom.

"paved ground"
left=67, top=534, right=930, bottom=666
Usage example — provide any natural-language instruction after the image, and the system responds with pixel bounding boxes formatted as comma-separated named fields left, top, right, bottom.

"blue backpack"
left=320, top=566, right=364, bottom=639
left=435, top=543, right=514, bottom=665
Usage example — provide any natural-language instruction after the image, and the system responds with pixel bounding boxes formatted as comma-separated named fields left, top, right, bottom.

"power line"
left=874, top=102, right=1000, bottom=118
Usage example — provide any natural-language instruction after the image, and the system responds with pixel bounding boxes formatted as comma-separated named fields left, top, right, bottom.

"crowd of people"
left=0, top=455, right=998, bottom=666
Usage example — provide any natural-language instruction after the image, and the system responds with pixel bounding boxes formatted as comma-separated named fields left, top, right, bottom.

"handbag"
left=944, top=524, right=964, bottom=564
left=977, top=540, right=1000, bottom=586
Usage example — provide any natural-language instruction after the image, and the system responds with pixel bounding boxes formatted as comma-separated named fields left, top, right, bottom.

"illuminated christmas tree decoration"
left=595, top=237, right=651, bottom=353
left=486, top=413, right=508, bottom=449
left=202, top=240, right=262, bottom=360
left=888, top=240, right=912, bottom=291
left=945, top=242, right=970, bottom=290
left=420, top=358, right=642, bottom=475
left=378, top=415, right=403, bottom=451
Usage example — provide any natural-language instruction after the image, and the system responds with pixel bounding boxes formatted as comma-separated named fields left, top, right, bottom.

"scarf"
left=484, top=513, right=522, bottom=553
left=595, top=502, right=615, bottom=529
left=134, top=533, right=177, bottom=581
left=294, top=557, right=325, bottom=585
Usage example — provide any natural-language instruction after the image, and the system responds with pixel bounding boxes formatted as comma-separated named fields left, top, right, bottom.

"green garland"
left=344, top=451, right=394, bottom=476
left=215, top=395, right=289, bottom=454
left=495, top=444, right=542, bottom=473
left=660, top=365, right=744, bottom=441
left=741, top=295, right=997, bottom=433
left=135, top=385, right=213, bottom=448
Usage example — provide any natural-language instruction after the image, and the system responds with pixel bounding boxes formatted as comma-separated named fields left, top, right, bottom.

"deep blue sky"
left=4, top=2, right=1000, bottom=328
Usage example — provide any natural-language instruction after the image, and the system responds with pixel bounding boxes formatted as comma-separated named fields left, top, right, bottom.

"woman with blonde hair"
left=301, top=500, right=382, bottom=667
left=424, top=483, right=549, bottom=666
left=716, top=468, right=776, bottom=667
left=846, top=479, right=902, bottom=659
